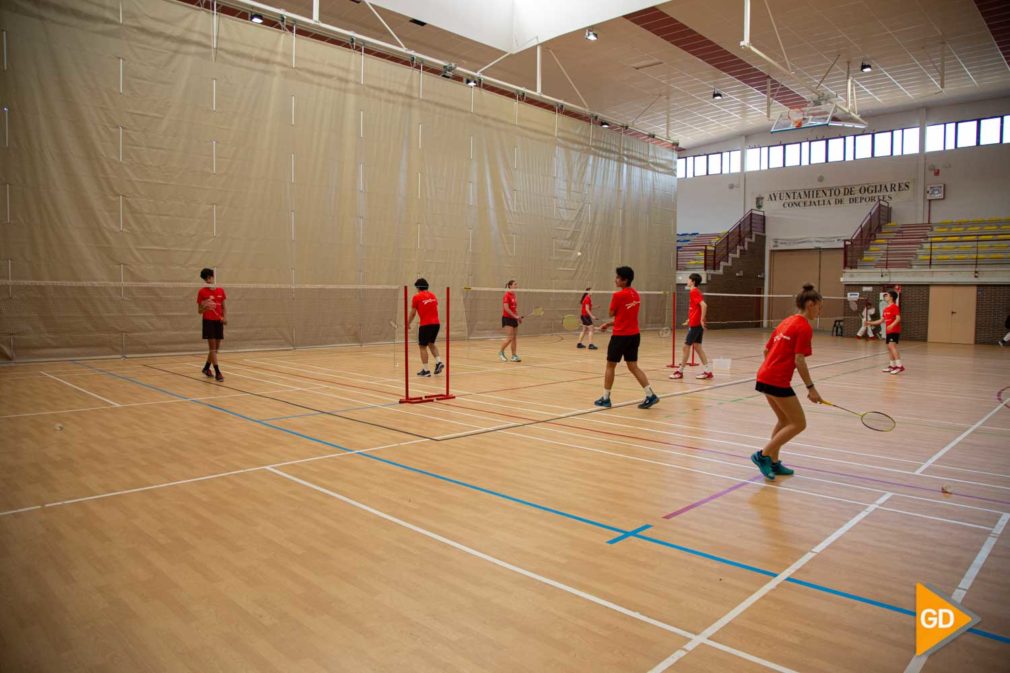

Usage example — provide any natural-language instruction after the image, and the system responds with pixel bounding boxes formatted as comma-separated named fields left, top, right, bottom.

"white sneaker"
left=498, top=351, right=507, bottom=362
left=881, top=365, right=895, bottom=373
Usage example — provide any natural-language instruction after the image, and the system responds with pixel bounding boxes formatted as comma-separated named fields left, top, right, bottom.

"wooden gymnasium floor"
left=1, top=328, right=1008, bottom=673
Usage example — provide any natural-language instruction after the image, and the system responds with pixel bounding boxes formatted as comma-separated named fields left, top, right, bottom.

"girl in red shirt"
left=576, top=287, right=598, bottom=350
left=866, top=290, right=904, bottom=374
left=197, top=267, right=226, bottom=382
left=751, top=283, right=823, bottom=480
left=498, top=280, right=522, bottom=362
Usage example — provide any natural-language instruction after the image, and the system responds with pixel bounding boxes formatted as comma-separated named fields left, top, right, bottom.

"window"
left=827, top=137, right=845, bottom=162
left=1004, top=116, right=1010, bottom=143
left=944, top=122, right=956, bottom=150
left=854, top=134, right=872, bottom=159
left=708, top=153, right=722, bottom=174
left=746, top=147, right=760, bottom=171
left=768, top=145, right=784, bottom=169
left=784, top=143, right=801, bottom=167
left=956, top=120, right=977, bottom=148
left=845, top=135, right=855, bottom=160
left=694, top=155, right=707, bottom=177
left=760, top=147, right=769, bottom=170
left=980, top=117, right=1001, bottom=145
left=901, top=128, right=919, bottom=155
left=729, top=150, right=742, bottom=173
left=685, top=156, right=694, bottom=178
left=677, top=157, right=686, bottom=177
left=873, top=131, right=892, bottom=157
left=925, top=124, right=944, bottom=152
left=809, top=140, right=826, bottom=164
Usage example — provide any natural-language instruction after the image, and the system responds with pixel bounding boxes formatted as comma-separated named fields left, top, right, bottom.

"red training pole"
left=444, top=286, right=451, bottom=398
left=667, top=287, right=677, bottom=367
left=403, top=285, right=409, bottom=401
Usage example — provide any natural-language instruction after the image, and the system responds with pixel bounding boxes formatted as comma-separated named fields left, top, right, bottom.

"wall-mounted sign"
left=847, top=292, right=861, bottom=301
left=926, top=184, right=945, bottom=200
left=762, top=180, right=914, bottom=209
left=770, top=235, right=848, bottom=249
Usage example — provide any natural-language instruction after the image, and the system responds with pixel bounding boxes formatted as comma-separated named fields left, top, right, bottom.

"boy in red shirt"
left=670, top=273, right=714, bottom=380
left=407, top=278, right=444, bottom=377
left=197, top=267, right=226, bottom=382
left=576, top=287, right=598, bottom=350
left=498, top=279, right=522, bottom=362
left=867, top=290, right=904, bottom=374
left=751, top=283, right=823, bottom=480
left=594, top=266, right=659, bottom=409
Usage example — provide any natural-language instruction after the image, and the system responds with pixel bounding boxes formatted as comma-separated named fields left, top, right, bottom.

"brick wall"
left=842, top=283, right=929, bottom=341
left=678, top=234, right=766, bottom=329
left=975, top=286, right=1010, bottom=345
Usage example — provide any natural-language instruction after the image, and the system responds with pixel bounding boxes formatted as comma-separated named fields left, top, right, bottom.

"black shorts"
left=685, top=326, right=704, bottom=345
left=607, top=334, right=641, bottom=363
left=885, top=333, right=901, bottom=344
left=202, top=319, right=224, bottom=340
left=418, top=323, right=440, bottom=346
left=755, top=381, right=796, bottom=398
left=581, top=315, right=593, bottom=326
left=502, top=316, right=519, bottom=328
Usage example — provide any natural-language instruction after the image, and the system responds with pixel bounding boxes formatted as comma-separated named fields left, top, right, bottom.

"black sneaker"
left=637, top=394, right=659, bottom=409
left=215, top=372, right=225, bottom=382
left=202, top=366, right=213, bottom=378
left=417, top=369, right=431, bottom=377
left=587, top=344, right=598, bottom=350
left=577, top=343, right=586, bottom=349
left=434, top=362, right=444, bottom=375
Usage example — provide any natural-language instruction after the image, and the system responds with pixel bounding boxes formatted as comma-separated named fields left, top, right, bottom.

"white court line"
left=0, top=385, right=334, bottom=419
left=0, top=438, right=427, bottom=517
left=902, top=512, right=1009, bottom=673
left=915, top=400, right=1008, bottom=474
left=267, top=467, right=800, bottom=673
left=649, top=494, right=893, bottom=673
left=42, top=372, right=121, bottom=406
left=499, top=430, right=995, bottom=530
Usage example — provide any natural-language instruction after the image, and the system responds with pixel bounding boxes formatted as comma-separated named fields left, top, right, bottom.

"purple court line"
left=663, top=476, right=763, bottom=519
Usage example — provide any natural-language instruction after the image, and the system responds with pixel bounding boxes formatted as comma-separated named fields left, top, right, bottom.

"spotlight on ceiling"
left=441, top=63, right=457, bottom=78
left=860, top=61, right=872, bottom=73
left=585, top=28, right=598, bottom=41
left=600, top=120, right=611, bottom=128
left=250, top=13, right=264, bottom=23
left=712, top=90, right=724, bottom=100
left=465, top=77, right=480, bottom=87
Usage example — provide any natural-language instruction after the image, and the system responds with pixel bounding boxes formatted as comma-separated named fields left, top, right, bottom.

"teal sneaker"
left=637, top=393, right=659, bottom=409
left=511, top=354, right=522, bottom=362
left=594, top=396, right=612, bottom=408
left=751, top=451, right=775, bottom=480
left=771, top=461, right=794, bottom=476
left=498, top=351, right=507, bottom=362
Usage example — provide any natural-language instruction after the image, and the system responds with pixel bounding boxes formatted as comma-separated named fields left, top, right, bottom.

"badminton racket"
left=819, top=400, right=896, bottom=432
left=659, top=326, right=672, bottom=338
left=520, top=306, right=545, bottom=319
left=562, top=314, right=605, bottom=331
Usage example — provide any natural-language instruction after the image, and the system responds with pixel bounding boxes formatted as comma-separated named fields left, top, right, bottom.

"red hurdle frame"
left=665, top=288, right=698, bottom=368
left=399, top=285, right=455, bottom=404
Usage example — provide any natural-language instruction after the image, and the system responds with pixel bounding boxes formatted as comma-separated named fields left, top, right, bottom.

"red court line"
left=663, top=476, right=764, bottom=519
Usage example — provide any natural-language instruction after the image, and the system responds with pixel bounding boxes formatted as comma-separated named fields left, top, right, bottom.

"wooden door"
left=928, top=285, right=976, bottom=344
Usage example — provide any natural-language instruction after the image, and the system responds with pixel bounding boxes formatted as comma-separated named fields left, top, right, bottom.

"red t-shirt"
left=688, top=287, right=703, bottom=327
left=609, top=287, right=641, bottom=336
left=581, top=295, right=592, bottom=317
left=756, top=314, right=813, bottom=388
left=883, top=303, right=901, bottom=334
left=197, top=287, right=226, bottom=321
left=412, top=291, right=440, bottom=326
left=503, top=291, right=517, bottom=318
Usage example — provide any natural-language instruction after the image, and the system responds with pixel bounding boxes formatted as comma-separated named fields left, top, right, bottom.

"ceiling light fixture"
left=860, top=61, right=872, bottom=72
left=250, top=13, right=264, bottom=23
left=600, top=120, right=611, bottom=128
left=441, top=63, right=457, bottom=78
left=585, top=28, right=598, bottom=41
left=712, top=90, right=724, bottom=100
left=465, top=77, right=480, bottom=87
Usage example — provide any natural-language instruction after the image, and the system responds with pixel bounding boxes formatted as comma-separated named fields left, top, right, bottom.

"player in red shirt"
left=576, top=287, right=599, bottom=350
left=498, top=279, right=522, bottom=362
left=669, top=273, right=714, bottom=380
left=594, top=266, right=659, bottom=409
left=406, top=278, right=443, bottom=377
left=866, top=290, right=904, bottom=374
left=196, top=267, right=227, bottom=382
left=750, top=283, right=823, bottom=480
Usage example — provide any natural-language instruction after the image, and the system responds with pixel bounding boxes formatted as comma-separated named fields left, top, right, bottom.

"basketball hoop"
left=788, top=107, right=806, bottom=128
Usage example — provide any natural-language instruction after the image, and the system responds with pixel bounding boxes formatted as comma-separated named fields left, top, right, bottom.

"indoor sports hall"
left=1, top=1, right=1009, bottom=672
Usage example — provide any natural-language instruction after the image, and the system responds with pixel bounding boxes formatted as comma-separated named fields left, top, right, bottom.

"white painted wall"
left=677, top=96, right=1010, bottom=241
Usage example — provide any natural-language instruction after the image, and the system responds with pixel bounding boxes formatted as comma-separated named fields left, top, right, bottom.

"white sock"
left=704, top=363, right=712, bottom=373
left=895, top=359, right=902, bottom=367
left=889, top=360, right=896, bottom=367
left=602, top=389, right=611, bottom=400
left=643, top=385, right=654, bottom=396
left=1003, top=332, right=1010, bottom=342
left=435, top=356, right=443, bottom=364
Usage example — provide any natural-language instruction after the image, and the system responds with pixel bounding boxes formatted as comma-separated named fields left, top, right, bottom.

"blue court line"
left=607, top=525, right=652, bottom=545
left=77, top=361, right=1010, bottom=645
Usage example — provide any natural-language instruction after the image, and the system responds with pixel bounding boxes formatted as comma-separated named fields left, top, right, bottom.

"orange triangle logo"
left=915, top=583, right=980, bottom=656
